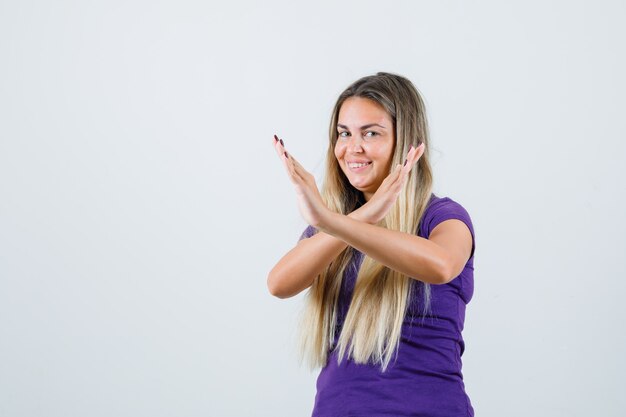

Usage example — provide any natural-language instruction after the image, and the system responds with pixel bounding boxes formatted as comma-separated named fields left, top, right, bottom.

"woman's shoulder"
left=422, top=193, right=475, bottom=240
left=425, top=192, right=472, bottom=215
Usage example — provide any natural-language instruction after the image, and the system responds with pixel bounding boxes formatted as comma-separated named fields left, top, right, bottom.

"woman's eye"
left=338, top=131, right=378, bottom=138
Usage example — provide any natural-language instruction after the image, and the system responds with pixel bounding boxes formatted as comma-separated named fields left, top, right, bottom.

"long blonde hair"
left=297, top=72, right=435, bottom=372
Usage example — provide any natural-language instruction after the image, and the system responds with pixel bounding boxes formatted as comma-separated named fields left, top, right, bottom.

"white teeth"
left=348, top=162, right=371, bottom=168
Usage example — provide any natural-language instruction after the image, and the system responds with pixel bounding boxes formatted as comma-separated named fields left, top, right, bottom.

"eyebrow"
left=337, top=123, right=387, bottom=130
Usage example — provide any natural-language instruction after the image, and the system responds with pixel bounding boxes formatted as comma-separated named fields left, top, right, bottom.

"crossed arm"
left=268, top=211, right=473, bottom=298
left=317, top=211, right=473, bottom=285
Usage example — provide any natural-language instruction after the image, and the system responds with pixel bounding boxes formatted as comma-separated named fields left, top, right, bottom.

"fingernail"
left=280, top=139, right=284, bottom=146
left=403, top=159, right=408, bottom=166
left=284, top=151, right=288, bottom=158
left=274, top=134, right=279, bottom=142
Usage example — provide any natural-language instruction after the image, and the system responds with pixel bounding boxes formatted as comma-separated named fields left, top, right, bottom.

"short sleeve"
left=298, top=224, right=317, bottom=242
left=424, top=197, right=476, bottom=260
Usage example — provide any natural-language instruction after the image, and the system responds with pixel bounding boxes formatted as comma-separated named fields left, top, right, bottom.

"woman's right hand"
left=354, top=143, right=425, bottom=224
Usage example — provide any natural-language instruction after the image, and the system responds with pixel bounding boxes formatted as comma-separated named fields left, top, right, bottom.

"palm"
left=273, top=136, right=329, bottom=228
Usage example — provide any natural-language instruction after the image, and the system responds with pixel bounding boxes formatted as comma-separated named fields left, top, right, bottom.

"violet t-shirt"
left=298, top=193, right=476, bottom=417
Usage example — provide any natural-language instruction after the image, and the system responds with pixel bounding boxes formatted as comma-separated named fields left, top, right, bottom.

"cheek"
left=378, top=143, right=395, bottom=162
left=334, top=143, right=344, bottom=159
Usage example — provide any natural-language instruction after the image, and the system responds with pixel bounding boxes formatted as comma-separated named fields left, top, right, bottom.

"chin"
left=348, top=180, right=370, bottom=191
left=342, top=171, right=372, bottom=191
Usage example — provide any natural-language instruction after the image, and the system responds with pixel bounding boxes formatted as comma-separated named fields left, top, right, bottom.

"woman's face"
left=334, top=96, right=395, bottom=202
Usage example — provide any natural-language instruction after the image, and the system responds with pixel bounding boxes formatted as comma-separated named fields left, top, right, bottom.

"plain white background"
left=1, top=1, right=624, bottom=416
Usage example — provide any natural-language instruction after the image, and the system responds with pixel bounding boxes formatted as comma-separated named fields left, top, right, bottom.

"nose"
left=347, top=135, right=365, bottom=153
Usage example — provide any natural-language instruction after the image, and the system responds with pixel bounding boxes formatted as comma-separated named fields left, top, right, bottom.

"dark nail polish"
left=403, top=159, right=408, bottom=166
left=274, top=134, right=279, bottom=142
left=284, top=151, right=288, bottom=158
left=280, top=139, right=284, bottom=146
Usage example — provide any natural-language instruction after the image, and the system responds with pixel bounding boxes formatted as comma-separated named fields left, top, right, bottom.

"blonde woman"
left=268, top=72, right=476, bottom=417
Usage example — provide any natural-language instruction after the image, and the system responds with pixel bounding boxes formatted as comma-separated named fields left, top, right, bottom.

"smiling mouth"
left=347, top=161, right=372, bottom=172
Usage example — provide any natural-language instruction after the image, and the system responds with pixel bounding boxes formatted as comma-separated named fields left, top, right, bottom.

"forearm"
left=267, top=211, right=369, bottom=299
left=317, top=212, right=448, bottom=285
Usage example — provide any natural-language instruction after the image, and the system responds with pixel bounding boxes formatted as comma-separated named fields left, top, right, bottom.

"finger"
left=275, top=136, right=305, bottom=180
left=282, top=151, right=299, bottom=184
left=406, top=143, right=424, bottom=170
left=273, top=134, right=287, bottom=159
left=413, top=142, right=424, bottom=161
left=398, top=145, right=418, bottom=184
left=407, top=144, right=424, bottom=172
left=290, top=153, right=305, bottom=174
left=274, top=134, right=293, bottom=162
left=393, top=162, right=409, bottom=190
left=400, top=160, right=411, bottom=183
left=388, top=163, right=403, bottom=187
left=283, top=149, right=306, bottom=184
left=291, top=155, right=316, bottom=185
left=400, top=145, right=414, bottom=174
left=274, top=135, right=295, bottom=179
left=274, top=135, right=300, bottom=180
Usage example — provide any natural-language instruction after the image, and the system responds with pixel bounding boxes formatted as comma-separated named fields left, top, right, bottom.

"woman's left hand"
left=273, top=135, right=330, bottom=228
